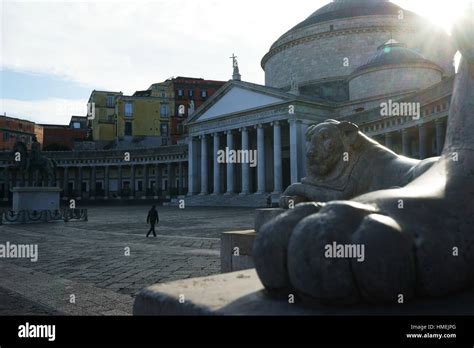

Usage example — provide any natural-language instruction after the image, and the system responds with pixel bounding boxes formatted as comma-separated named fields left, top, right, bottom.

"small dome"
left=350, top=40, right=444, bottom=77
left=348, top=40, right=444, bottom=100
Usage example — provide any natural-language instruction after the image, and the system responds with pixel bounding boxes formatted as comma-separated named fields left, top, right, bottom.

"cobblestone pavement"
left=0, top=286, right=60, bottom=316
left=0, top=205, right=255, bottom=315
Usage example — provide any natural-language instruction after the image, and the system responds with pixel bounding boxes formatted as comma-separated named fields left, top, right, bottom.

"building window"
left=188, top=89, right=194, bottom=98
left=3, top=132, right=10, bottom=141
left=177, top=124, right=184, bottom=135
left=125, top=102, right=134, bottom=117
left=160, top=124, right=169, bottom=136
left=177, top=89, right=184, bottom=98
left=125, top=122, right=133, bottom=136
left=201, top=90, right=208, bottom=98
left=160, top=104, right=169, bottom=117
left=73, top=122, right=81, bottom=129
left=330, top=24, right=334, bottom=31
left=161, top=138, right=168, bottom=146
left=161, top=91, right=167, bottom=98
left=107, top=95, right=115, bottom=107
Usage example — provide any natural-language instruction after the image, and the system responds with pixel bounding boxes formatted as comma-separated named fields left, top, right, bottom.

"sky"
left=0, top=0, right=472, bottom=125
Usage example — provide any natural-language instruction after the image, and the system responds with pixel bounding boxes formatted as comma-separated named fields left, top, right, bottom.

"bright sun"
left=392, top=0, right=473, bottom=70
left=393, top=0, right=472, bottom=34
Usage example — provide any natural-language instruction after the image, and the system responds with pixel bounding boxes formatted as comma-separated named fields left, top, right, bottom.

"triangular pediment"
left=190, top=82, right=290, bottom=123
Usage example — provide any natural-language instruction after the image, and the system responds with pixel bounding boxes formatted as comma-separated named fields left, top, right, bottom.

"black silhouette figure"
left=146, top=205, right=159, bottom=238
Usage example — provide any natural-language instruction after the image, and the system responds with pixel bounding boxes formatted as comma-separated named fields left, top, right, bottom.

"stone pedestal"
left=133, top=269, right=474, bottom=316
left=12, top=187, right=61, bottom=212
left=221, top=230, right=256, bottom=273
left=220, top=209, right=286, bottom=274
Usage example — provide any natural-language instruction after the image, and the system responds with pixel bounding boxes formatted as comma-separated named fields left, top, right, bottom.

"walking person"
left=146, top=205, right=159, bottom=238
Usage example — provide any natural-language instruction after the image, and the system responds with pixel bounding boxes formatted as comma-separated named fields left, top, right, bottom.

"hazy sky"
left=0, top=0, right=472, bottom=124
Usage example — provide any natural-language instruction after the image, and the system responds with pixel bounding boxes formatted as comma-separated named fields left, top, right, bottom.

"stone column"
left=200, top=135, right=208, bottom=195
left=418, top=124, right=427, bottom=159
left=178, top=162, right=184, bottom=195
left=118, top=165, right=123, bottom=198
left=3, top=168, right=10, bottom=201
left=143, top=164, right=149, bottom=198
left=167, top=163, right=173, bottom=195
left=63, top=167, right=69, bottom=198
left=77, top=166, right=83, bottom=199
left=272, top=121, right=282, bottom=194
left=90, top=166, right=96, bottom=199
left=226, top=130, right=235, bottom=194
left=402, top=129, right=410, bottom=157
left=256, top=125, right=266, bottom=194
left=130, top=164, right=135, bottom=198
left=385, top=132, right=393, bottom=149
left=19, top=168, right=25, bottom=187
left=188, top=136, right=198, bottom=196
left=289, top=120, right=301, bottom=184
left=300, top=123, right=309, bottom=178
left=154, top=164, right=160, bottom=198
left=12, top=170, right=17, bottom=188
left=436, top=119, right=446, bottom=155
left=104, top=166, right=110, bottom=199
left=213, top=133, right=221, bottom=195
left=240, top=128, right=250, bottom=195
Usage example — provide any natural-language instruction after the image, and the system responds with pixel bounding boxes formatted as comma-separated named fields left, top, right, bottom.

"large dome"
left=282, top=0, right=415, bottom=43
left=262, top=0, right=456, bottom=101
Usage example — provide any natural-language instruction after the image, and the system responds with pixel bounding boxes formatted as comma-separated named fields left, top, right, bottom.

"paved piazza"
left=0, top=205, right=254, bottom=315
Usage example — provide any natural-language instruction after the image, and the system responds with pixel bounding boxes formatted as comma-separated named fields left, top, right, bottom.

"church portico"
left=188, top=81, right=326, bottom=204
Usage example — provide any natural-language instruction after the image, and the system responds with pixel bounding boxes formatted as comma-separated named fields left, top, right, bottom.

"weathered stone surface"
left=253, top=203, right=322, bottom=291
left=351, top=214, right=416, bottom=303
left=133, top=269, right=474, bottom=316
left=288, top=202, right=377, bottom=305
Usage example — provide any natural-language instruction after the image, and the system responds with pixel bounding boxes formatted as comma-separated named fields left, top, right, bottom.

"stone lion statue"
left=254, top=13, right=474, bottom=306
left=280, top=119, right=437, bottom=208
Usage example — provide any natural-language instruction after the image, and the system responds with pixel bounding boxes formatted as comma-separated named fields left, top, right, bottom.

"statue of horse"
left=12, top=140, right=57, bottom=187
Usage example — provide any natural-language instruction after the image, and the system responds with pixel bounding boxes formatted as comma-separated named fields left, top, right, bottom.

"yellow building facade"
left=88, top=90, right=123, bottom=142
left=88, top=88, right=172, bottom=145
left=116, top=95, right=170, bottom=144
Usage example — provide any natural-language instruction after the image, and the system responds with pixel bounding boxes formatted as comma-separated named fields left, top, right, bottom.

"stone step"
left=133, top=269, right=474, bottom=316
left=183, top=194, right=269, bottom=208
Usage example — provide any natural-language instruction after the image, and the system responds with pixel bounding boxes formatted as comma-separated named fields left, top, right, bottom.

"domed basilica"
left=186, top=0, right=457, bottom=206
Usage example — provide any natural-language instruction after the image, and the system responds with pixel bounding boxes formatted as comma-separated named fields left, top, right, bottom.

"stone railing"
left=0, top=208, right=88, bottom=224
left=0, top=144, right=188, bottom=167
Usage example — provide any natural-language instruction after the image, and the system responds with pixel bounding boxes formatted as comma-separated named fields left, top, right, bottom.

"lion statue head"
left=304, top=119, right=362, bottom=183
